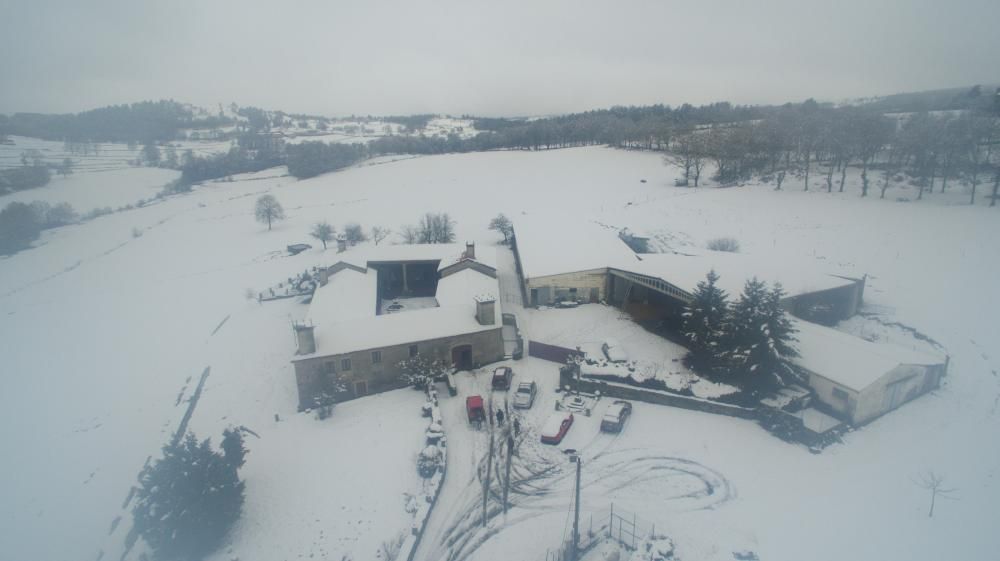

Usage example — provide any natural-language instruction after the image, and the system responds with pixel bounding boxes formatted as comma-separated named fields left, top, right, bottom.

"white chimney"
left=475, top=295, right=495, bottom=326
left=465, top=242, right=475, bottom=260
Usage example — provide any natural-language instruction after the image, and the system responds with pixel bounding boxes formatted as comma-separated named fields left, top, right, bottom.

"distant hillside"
left=848, top=83, right=1000, bottom=114
left=0, top=100, right=233, bottom=143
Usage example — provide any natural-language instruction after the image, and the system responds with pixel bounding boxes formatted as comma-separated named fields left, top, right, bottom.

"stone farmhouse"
left=292, top=242, right=504, bottom=410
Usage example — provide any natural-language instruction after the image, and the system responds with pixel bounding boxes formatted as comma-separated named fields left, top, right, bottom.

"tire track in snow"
left=431, top=439, right=733, bottom=561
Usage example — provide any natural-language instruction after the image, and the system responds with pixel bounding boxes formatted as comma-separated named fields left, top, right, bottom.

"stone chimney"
left=464, top=241, right=475, bottom=260
left=317, top=267, right=331, bottom=287
left=294, top=323, right=316, bottom=354
left=475, top=295, right=495, bottom=326
left=336, top=235, right=348, bottom=253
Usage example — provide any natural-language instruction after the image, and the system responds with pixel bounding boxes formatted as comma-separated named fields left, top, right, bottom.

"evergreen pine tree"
left=728, top=278, right=799, bottom=393
left=221, top=428, right=248, bottom=471
left=133, top=432, right=245, bottom=560
left=681, top=269, right=729, bottom=371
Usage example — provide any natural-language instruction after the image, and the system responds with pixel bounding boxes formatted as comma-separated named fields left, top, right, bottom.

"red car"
left=466, top=395, right=485, bottom=425
left=540, top=412, right=574, bottom=445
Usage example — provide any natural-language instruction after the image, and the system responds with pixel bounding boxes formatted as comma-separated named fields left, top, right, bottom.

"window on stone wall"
left=322, top=361, right=336, bottom=374
left=832, top=387, right=849, bottom=400
left=409, top=344, right=418, bottom=357
left=371, top=351, right=382, bottom=364
left=341, top=358, right=352, bottom=371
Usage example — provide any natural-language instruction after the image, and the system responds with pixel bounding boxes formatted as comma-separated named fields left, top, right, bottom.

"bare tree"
left=343, top=223, right=366, bottom=245
left=417, top=212, right=456, bottom=244
left=254, top=194, right=285, bottom=231
left=854, top=112, right=894, bottom=197
left=310, top=221, right=335, bottom=250
left=488, top=213, right=513, bottom=245
left=916, top=471, right=957, bottom=518
left=799, top=113, right=821, bottom=191
left=398, top=224, right=420, bottom=244
left=370, top=226, right=391, bottom=245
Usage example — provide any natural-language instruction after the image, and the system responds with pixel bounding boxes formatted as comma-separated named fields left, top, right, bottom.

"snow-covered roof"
left=337, top=242, right=496, bottom=269
left=297, top=247, right=501, bottom=359
left=621, top=250, right=858, bottom=300
left=791, top=319, right=943, bottom=392
left=514, top=214, right=639, bottom=279
left=307, top=268, right=378, bottom=324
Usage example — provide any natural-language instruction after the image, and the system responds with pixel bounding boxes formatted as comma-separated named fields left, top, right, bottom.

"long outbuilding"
left=512, top=215, right=946, bottom=425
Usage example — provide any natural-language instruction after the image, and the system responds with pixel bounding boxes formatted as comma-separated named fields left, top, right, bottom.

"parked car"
left=466, top=395, right=485, bottom=426
left=555, top=299, right=580, bottom=308
left=512, top=379, right=537, bottom=409
left=600, top=400, right=633, bottom=433
left=492, top=366, right=513, bottom=390
left=540, top=412, right=574, bottom=444
left=602, top=339, right=628, bottom=363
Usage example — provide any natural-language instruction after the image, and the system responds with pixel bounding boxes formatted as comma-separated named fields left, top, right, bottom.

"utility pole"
left=483, top=427, right=494, bottom=528
left=571, top=456, right=582, bottom=561
left=503, top=429, right=514, bottom=515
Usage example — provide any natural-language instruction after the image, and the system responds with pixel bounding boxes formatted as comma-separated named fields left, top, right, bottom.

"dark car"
left=600, top=400, right=633, bottom=433
left=491, top=366, right=513, bottom=390
left=541, top=412, right=574, bottom=445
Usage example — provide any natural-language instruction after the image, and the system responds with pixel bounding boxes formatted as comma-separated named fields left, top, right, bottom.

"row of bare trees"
left=666, top=100, right=1000, bottom=204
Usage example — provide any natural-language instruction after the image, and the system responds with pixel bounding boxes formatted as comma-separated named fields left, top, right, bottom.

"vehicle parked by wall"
left=512, top=379, right=537, bottom=409
left=600, top=400, right=633, bottom=433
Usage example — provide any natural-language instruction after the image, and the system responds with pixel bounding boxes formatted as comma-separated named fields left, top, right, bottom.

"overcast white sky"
left=2, top=0, right=998, bottom=117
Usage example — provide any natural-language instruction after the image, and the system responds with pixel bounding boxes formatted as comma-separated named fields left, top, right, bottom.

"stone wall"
left=560, top=368, right=757, bottom=420
left=294, top=327, right=504, bottom=410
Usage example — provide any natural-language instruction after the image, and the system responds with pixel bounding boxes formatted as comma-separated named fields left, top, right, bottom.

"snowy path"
left=496, top=246, right=523, bottom=309
left=414, top=372, right=492, bottom=561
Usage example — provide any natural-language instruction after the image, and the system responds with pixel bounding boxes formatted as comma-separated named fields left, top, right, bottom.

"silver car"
left=512, top=379, right=537, bottom=409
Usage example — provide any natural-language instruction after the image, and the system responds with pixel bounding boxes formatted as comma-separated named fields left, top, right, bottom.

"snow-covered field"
left=0, top=166, right=179, bottom=211
left=0, top=145, right=998, bottom=561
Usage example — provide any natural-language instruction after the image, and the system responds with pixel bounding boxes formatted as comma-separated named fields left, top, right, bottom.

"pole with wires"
left=571, top=455, right=582, bottom=560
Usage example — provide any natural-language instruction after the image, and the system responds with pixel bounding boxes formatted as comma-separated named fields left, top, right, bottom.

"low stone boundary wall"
left=399, top=389, right=448, bottom=561
left=561, top=368, right=756, bottom=420
left=528, top=340, right=584, bottom=364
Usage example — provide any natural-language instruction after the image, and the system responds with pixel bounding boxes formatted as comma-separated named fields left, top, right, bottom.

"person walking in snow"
left=513, top=417, right=520, bottom=437
left=496, top=408, right=505, bottom=426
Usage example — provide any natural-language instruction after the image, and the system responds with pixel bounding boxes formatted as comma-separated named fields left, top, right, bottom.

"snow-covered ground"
left=0, top=145, right=998, bottom=561
left=0, top=166, right=179, bottom=211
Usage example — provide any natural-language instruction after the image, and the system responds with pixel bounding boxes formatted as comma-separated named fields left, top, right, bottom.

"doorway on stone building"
left=451, top=345, right=473, bottom=371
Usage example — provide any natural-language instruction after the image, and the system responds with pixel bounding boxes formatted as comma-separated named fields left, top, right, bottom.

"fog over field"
left=1, top=2, right=999, bottom=561
left=2, top=0, right=999, bottom=116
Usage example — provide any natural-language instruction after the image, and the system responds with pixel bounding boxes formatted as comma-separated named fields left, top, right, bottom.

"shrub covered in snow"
left=630, top=535, right=676, bottom=561
left=417, top=444, right=442, bottom=478
left=706, top=237, right=740, bottom=252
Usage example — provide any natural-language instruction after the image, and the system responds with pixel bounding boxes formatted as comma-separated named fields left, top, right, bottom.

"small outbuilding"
left=791, top=320, right=947, bottom=425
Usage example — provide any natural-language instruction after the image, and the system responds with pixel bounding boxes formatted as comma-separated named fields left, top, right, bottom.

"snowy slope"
left=0, top=145, right=997, bottom=561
